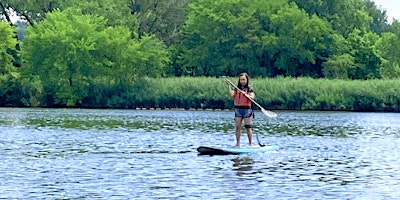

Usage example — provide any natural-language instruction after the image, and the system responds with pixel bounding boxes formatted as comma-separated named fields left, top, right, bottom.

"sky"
left=373, top=0, right=400, bottom=23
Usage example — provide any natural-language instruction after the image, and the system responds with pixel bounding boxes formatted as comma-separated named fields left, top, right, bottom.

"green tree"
left=0, top=21, right=17, bottom=77
left=290, top=0, right=373, bottom=37
left=364, top=0, right=391, bottom=34
left=97, top=26, right=169, bottom=82
left=322, top=54, right=354, bottom=79
left=177, top=0, right=339, bottom=77
left=131, top=0, right=192, bottom=45
left=66, top=0, right=139, bottom=36
left=21, top=8, right=169, bottom=106
left=176, top=0, right=232, bottom=76
left=4, top=0, right=191, bottom=46
left=347, top=30, right=381, bottom=79
left=268, top=4, right=339, bottom=77
left=0, top=21, right=19, bottom=105
left=376, top=22, right=400, bottom=78
left=21, top=8, right=107, bottom=106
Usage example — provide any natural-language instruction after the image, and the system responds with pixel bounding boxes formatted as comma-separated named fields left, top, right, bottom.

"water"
left=0, top=108, right=399, bottom=199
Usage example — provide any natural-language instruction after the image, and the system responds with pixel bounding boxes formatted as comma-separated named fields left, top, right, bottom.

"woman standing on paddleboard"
left=226, top=73, right=255, bottom=147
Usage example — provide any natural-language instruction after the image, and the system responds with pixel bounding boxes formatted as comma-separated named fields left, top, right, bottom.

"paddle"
left=222, top=76, right=277, bottom=118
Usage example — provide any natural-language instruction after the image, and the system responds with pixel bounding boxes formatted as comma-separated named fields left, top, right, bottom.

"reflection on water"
left=0, top=108, right=400, bottom=199
left=232, top=156, right=254, bottom=177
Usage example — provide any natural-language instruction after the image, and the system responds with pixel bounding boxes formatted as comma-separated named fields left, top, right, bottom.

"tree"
left=0, top=21, right=18, bottom=105
left=21, top=8, right=169, bottom=106
left=0, top=1, right=13, bottom=24
left=176, top=0, right=233, bottom=76
left=322, top=54, right=354, bottom=79
left=0, top=21, right=17, bottom=77
left=376, top=22, right=400, bottom=78
left=290, top=0, right=373, bottom=37
left=67, top=0, right=139, bottom=37
left=1, top=0, right=63, bottom=26
left=364, top=0, right=390, bottom=34
left=3, top=0, right=191, bottom=46
left=177, top=0, right=340, bottom=77
left=347, top=30, right=381, bottom=79
left=130, top=0, right=192, bottom=45
left=268, top=4, right=339, bottom=77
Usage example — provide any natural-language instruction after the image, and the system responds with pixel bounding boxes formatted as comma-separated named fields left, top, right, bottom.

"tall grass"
left=5, top=75, right=400, bottom=111
left=141, top=77, right=232, bottom=109
left=137, top=76, right=400, bottom=112
left=252, top=77, right=400, bottom=112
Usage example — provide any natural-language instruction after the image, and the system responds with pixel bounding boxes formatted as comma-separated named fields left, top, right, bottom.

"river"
left=0, top=108, right=399, bottom=199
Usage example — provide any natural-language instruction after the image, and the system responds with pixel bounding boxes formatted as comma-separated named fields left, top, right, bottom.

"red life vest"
left=234, top=88, right=252, bottom=107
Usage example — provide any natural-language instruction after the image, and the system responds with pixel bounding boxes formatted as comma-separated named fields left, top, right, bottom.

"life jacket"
left=234, top=88, right=252, bottom=107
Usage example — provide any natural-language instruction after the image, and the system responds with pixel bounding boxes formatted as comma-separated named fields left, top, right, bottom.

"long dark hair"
left=237, top=72, right=250, bottom=89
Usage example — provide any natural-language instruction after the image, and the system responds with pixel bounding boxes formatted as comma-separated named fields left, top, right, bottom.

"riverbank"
left=3, top=76, right=400, bottom=112
left=119, top=76, right=400, bottom=112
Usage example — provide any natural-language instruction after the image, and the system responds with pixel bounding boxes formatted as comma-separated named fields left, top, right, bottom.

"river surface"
left=0, top=108, right=399, bottom=199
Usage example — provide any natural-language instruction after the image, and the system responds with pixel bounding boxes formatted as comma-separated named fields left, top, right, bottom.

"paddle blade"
left=261, top=108, right=277, bottom=118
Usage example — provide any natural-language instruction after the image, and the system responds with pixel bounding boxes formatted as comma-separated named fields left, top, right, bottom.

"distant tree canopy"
left=20, top=7, right=169, bottom=106
left=174, top=0, right=400, bottom=78
left=0, top=21, right=17, bottom=77
left=1, top=0, right=400, bottom=79
left=1, top=0, right=400, bottom=107
left=0, top=0, right=190, bottom=45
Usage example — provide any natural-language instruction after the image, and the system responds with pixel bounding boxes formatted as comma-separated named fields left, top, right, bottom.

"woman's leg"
left=244, top=117, right=253, bottom=146
left=234, top=117, right=243, bottom=146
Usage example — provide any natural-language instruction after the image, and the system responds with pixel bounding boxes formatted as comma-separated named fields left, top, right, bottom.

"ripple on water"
left=0, top=108, right=400, bottom=199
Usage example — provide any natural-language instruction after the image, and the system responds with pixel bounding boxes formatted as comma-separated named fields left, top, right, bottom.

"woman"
left=226, top=73, right=255, bottom=147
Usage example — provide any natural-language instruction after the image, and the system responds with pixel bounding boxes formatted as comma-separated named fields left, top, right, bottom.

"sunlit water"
left=0, top=108, right=399, bottom=199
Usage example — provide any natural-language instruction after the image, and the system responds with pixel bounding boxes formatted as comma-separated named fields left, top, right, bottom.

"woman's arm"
left=247, top=91, right=255, bottom=99
left=228, top=85, right=235, bottom=97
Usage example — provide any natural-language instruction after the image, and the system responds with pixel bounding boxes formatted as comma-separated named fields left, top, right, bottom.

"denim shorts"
left=235, top=108, right=253, bottom=118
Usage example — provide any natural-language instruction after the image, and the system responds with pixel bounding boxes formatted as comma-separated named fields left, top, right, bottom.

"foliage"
left=376, top=23, right=400, bottom=78
left=0, top=0, right=63, bottom=26
left=1, top=0, right=191, bottom=46
left=0, top=21, right=19, bottom=105
left=2, top=0, right=400, bottom=80
left=290, top=0, right=373, bottom=36
left=176, top=0, right=344, bottom=77
left=131, top=0, right=192, bottom=45
left=21, top=8, right=169, bottom=106
left=322, top=54, right=354, bottom=79
left=19, top=76, right=43, bottom=107
left=251, top=77, right=400, bottom=112
left=67, top=0, right=139, bottom=36
left=2, top=0, right=400, bottom=109
left=3, top=76, right=400, bottom=113
left=347, top=30, right=382, bottom=79
left=0, top=21, right=17, bottom=77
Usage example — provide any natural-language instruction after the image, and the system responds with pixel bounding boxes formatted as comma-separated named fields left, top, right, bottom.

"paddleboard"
left=197, top=145, right=279, bottom=155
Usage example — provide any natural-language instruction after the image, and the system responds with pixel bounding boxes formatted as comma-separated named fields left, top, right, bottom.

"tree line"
left=1, top=0, right=400, bottom=108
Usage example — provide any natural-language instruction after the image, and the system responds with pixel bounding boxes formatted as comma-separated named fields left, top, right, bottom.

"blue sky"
left=373, top=0, right=400, bottom=23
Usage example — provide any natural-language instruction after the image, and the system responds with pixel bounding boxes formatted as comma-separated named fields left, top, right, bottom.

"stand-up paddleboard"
left=197, top=145, right=279, bottom=155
